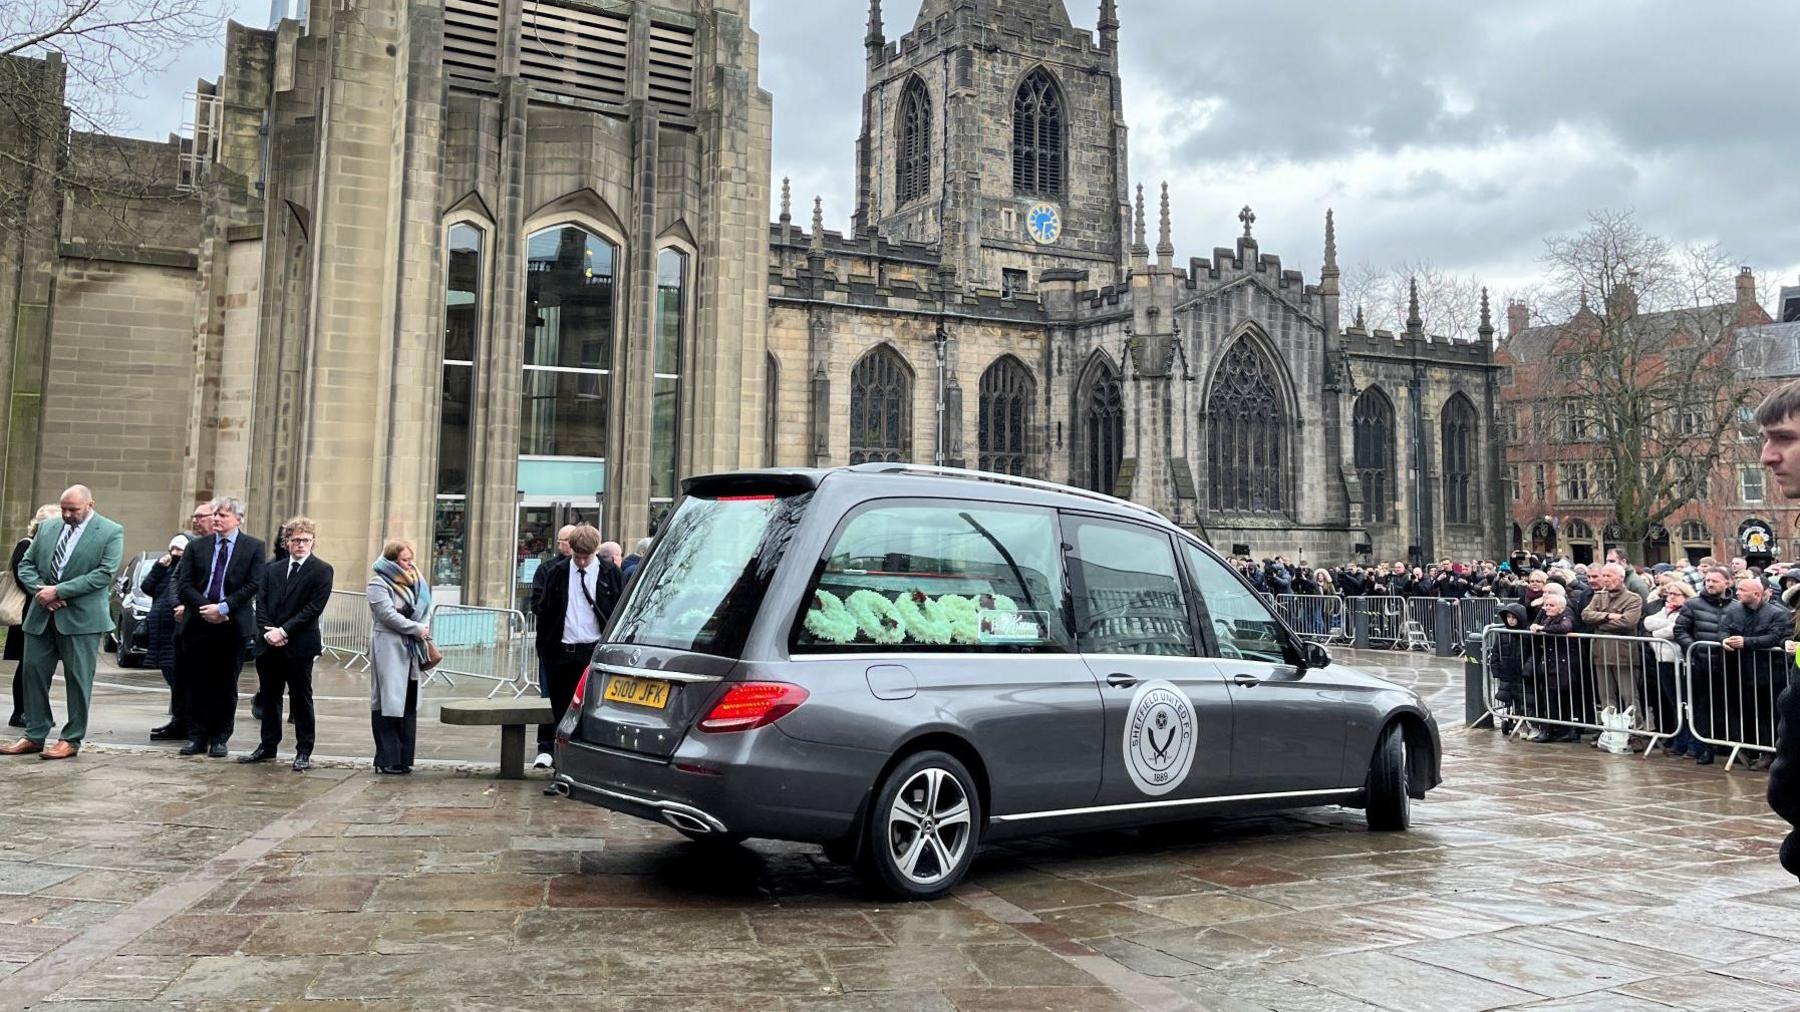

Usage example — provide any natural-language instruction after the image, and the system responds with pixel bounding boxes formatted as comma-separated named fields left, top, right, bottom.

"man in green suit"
left=0, top=485, right=125, bottom=760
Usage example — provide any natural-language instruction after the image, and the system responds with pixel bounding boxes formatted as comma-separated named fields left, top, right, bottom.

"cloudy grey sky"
left=120, top=0, right=1800, bottom=314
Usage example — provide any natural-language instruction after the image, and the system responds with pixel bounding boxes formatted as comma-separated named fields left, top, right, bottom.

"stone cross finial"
left=810, top=196, right=825, bottom=254
left=1156, top=182, right=1174, bottom=262
left=1355, top=303, right=1366, bottom=329
left=779, top=177, right=791, bottom=223
left=1238, top=205, right=1255, bottom=239
left=1406, top=277, right=1423, bottom=333
left=1479, top=286, right=1494, bottom=339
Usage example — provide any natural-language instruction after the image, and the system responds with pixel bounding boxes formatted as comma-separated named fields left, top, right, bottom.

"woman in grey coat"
left=366, top=539, right=432, bottom=774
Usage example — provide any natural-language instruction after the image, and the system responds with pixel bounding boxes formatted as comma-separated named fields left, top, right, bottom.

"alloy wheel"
left=885, top=766, right=972, bottom=887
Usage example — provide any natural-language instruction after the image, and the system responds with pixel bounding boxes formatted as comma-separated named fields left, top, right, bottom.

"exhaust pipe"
left=551, top=781, right=571, bottom=798
left=662, top=810, right=710, bottom=835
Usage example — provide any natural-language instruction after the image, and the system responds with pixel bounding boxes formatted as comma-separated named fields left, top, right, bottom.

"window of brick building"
left=1534, top=463, right=1547, bottom=502
left=1741, top=466, right=1766, bottom=504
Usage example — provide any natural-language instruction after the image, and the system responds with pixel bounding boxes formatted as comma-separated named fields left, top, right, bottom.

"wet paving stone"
left=1, top=650, right=1796, bottom=1009
left=0, top=860, right=81, bottom=895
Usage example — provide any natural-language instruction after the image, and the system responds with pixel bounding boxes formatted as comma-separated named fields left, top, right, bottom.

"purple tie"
left=207, top=538, right=231, bottom=602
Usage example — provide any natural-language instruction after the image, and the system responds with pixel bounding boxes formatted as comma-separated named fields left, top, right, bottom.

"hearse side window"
left=1066, top=518, right=1196, bottom=657
left=1178, top=540, right=1288, bottom=664
left=794, top=502, right=1070, bottom=652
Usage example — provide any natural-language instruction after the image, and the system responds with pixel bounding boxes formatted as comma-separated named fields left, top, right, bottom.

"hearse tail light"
left=696, top=682, right=809, bottom=733
left=556, top=666, right=591, bottom=747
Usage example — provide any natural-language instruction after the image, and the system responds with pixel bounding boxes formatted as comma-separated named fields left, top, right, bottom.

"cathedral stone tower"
left=855, top=0, right=1130, bottom=289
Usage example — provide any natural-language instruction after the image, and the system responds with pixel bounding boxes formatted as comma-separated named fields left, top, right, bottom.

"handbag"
left=420, top=638, right=444, bottom=671
left=0, top=576, right=25, bottom=628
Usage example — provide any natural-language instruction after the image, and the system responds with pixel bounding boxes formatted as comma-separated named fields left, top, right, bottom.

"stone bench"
left=439, top=699, right=556, bottom=780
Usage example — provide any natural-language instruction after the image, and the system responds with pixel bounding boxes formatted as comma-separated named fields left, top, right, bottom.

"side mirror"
left=1302, top=642, right=1331, bottom=671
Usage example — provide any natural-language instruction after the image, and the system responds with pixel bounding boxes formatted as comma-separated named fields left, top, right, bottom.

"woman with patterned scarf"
left=366, top=539, right=433, bottom=774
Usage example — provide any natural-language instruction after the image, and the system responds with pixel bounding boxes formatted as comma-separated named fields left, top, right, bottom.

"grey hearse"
left=553, top=465, right=1441, bottom=900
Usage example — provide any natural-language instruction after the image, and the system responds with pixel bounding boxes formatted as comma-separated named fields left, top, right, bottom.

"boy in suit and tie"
left=241, top=517, right=333, bottom=770
left=176, top=496, right=266, bottom=758
left=0, top=485, right=125, bottom=760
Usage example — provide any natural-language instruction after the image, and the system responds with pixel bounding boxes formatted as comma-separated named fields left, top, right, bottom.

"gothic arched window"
left=897, top=77, right=931, bottom=206
left=1012, top=68, right=1064, bottom=197
left=978, top=356, right=1034, bottom=477
left=1352, top=388, right=1395, bottom=523
left=1080, top=358, right=1124, bottom=494
left=849, top=346, right=912, bottom=464
left=1442, top=393, right=1478, bottom=525
left=1206, top=338, right=1289, bottom=515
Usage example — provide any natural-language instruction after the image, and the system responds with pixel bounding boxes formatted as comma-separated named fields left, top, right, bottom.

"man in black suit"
left=531, top=524, right=622, bottom=767
left=176, top=496, right=266, bottom=757
left=240, top=516, right=332, bottom=771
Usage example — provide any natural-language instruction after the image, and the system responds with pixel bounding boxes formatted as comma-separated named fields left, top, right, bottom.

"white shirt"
left=52, top=514, right=92, bottom=580
left=562, top=560, right=601, bottom=644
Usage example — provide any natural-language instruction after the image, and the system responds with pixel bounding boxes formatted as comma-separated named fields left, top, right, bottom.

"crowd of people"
left=1, top=491, right=637, bottom=776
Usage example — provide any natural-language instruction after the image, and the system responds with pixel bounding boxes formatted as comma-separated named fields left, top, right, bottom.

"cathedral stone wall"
left=39, top=259, right=198, bottom=555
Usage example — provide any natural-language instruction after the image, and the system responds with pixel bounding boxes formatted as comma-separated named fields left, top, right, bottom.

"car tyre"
left=1365, top=723, right=1410, bottom=832
left=860, top=750, right=981, bottom=901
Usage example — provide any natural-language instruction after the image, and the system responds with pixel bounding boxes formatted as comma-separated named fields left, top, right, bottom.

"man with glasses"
left=241, top=518, right=333, bottom=771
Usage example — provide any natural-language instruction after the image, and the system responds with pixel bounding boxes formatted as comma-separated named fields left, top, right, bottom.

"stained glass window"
left=897, top=77, right=931, bottom=206
left=1081, top=359, right=1123, bottom=494
left=1442, top=394, right=1477, bottom=524
left=849, top=346, right=911, bottom=464
left=1012, top=68, right=1064, bottom=197
left=978, top=356, right=1033, bottom=477
left=1206, top=338, right=1289, bottom=515
left=1353, top=388, right=1394, bottom=523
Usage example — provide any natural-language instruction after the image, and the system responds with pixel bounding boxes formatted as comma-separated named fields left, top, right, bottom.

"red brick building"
left=1498, top=271, right=1781, bottom=566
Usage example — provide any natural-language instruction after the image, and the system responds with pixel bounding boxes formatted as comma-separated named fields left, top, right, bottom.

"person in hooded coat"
left=1488, top=602, right=1529, bottom=733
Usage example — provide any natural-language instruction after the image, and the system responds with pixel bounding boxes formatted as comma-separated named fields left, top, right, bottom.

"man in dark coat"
left=175, top=497, right=266, bottom=757
left=240, top=517, right=333, bottom=771
left=140, top=534, right=190, bottom=739
left=1676, top=566, right=1736, bottom=765
left=532, top=525, right=623, bottom=767
left=1720, top=577, right=1792, bottom=769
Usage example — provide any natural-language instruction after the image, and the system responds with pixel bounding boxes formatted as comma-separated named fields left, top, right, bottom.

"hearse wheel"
left=860, top=750, right=981, bottom=900
left=1365, top=723, right=1411, bottom=831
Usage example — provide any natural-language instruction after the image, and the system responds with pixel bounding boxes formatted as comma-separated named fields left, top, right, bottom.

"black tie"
left=577, top=565, right=597, bottom=615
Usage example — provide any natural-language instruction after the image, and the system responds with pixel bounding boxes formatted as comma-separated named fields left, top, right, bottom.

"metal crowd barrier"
left=1459, top=597, right=1499, bottom=644
left=428, top=604, right=535, bottom=698
left=320, top=590, right=371, bottom=670
left=1344, top=595, right=1408, bottom=648
left=1478, top=627, right=1677, bottom=756
left=1684, top=641, right=1787, bottom=770
left=1271, top=594, right=1346, bottom=644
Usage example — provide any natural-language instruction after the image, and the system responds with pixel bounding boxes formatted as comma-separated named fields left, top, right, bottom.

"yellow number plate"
left=603, top=675, right=671, bottom=710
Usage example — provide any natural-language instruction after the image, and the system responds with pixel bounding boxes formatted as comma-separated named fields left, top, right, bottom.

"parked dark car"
left=553, top=465, right=1442, bottom=900
left=107, top=552, right=157, bottom=667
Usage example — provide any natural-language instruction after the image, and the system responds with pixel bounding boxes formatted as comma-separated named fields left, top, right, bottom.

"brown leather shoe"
left=40, top=741, right=77, bottom=760
left=0, top=738, right=44, bottom=756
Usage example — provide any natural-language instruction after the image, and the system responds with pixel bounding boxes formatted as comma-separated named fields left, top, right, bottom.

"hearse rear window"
left=795, top=502, right=1070, bottom=652
left=610, top=492, right=810, bottom=657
